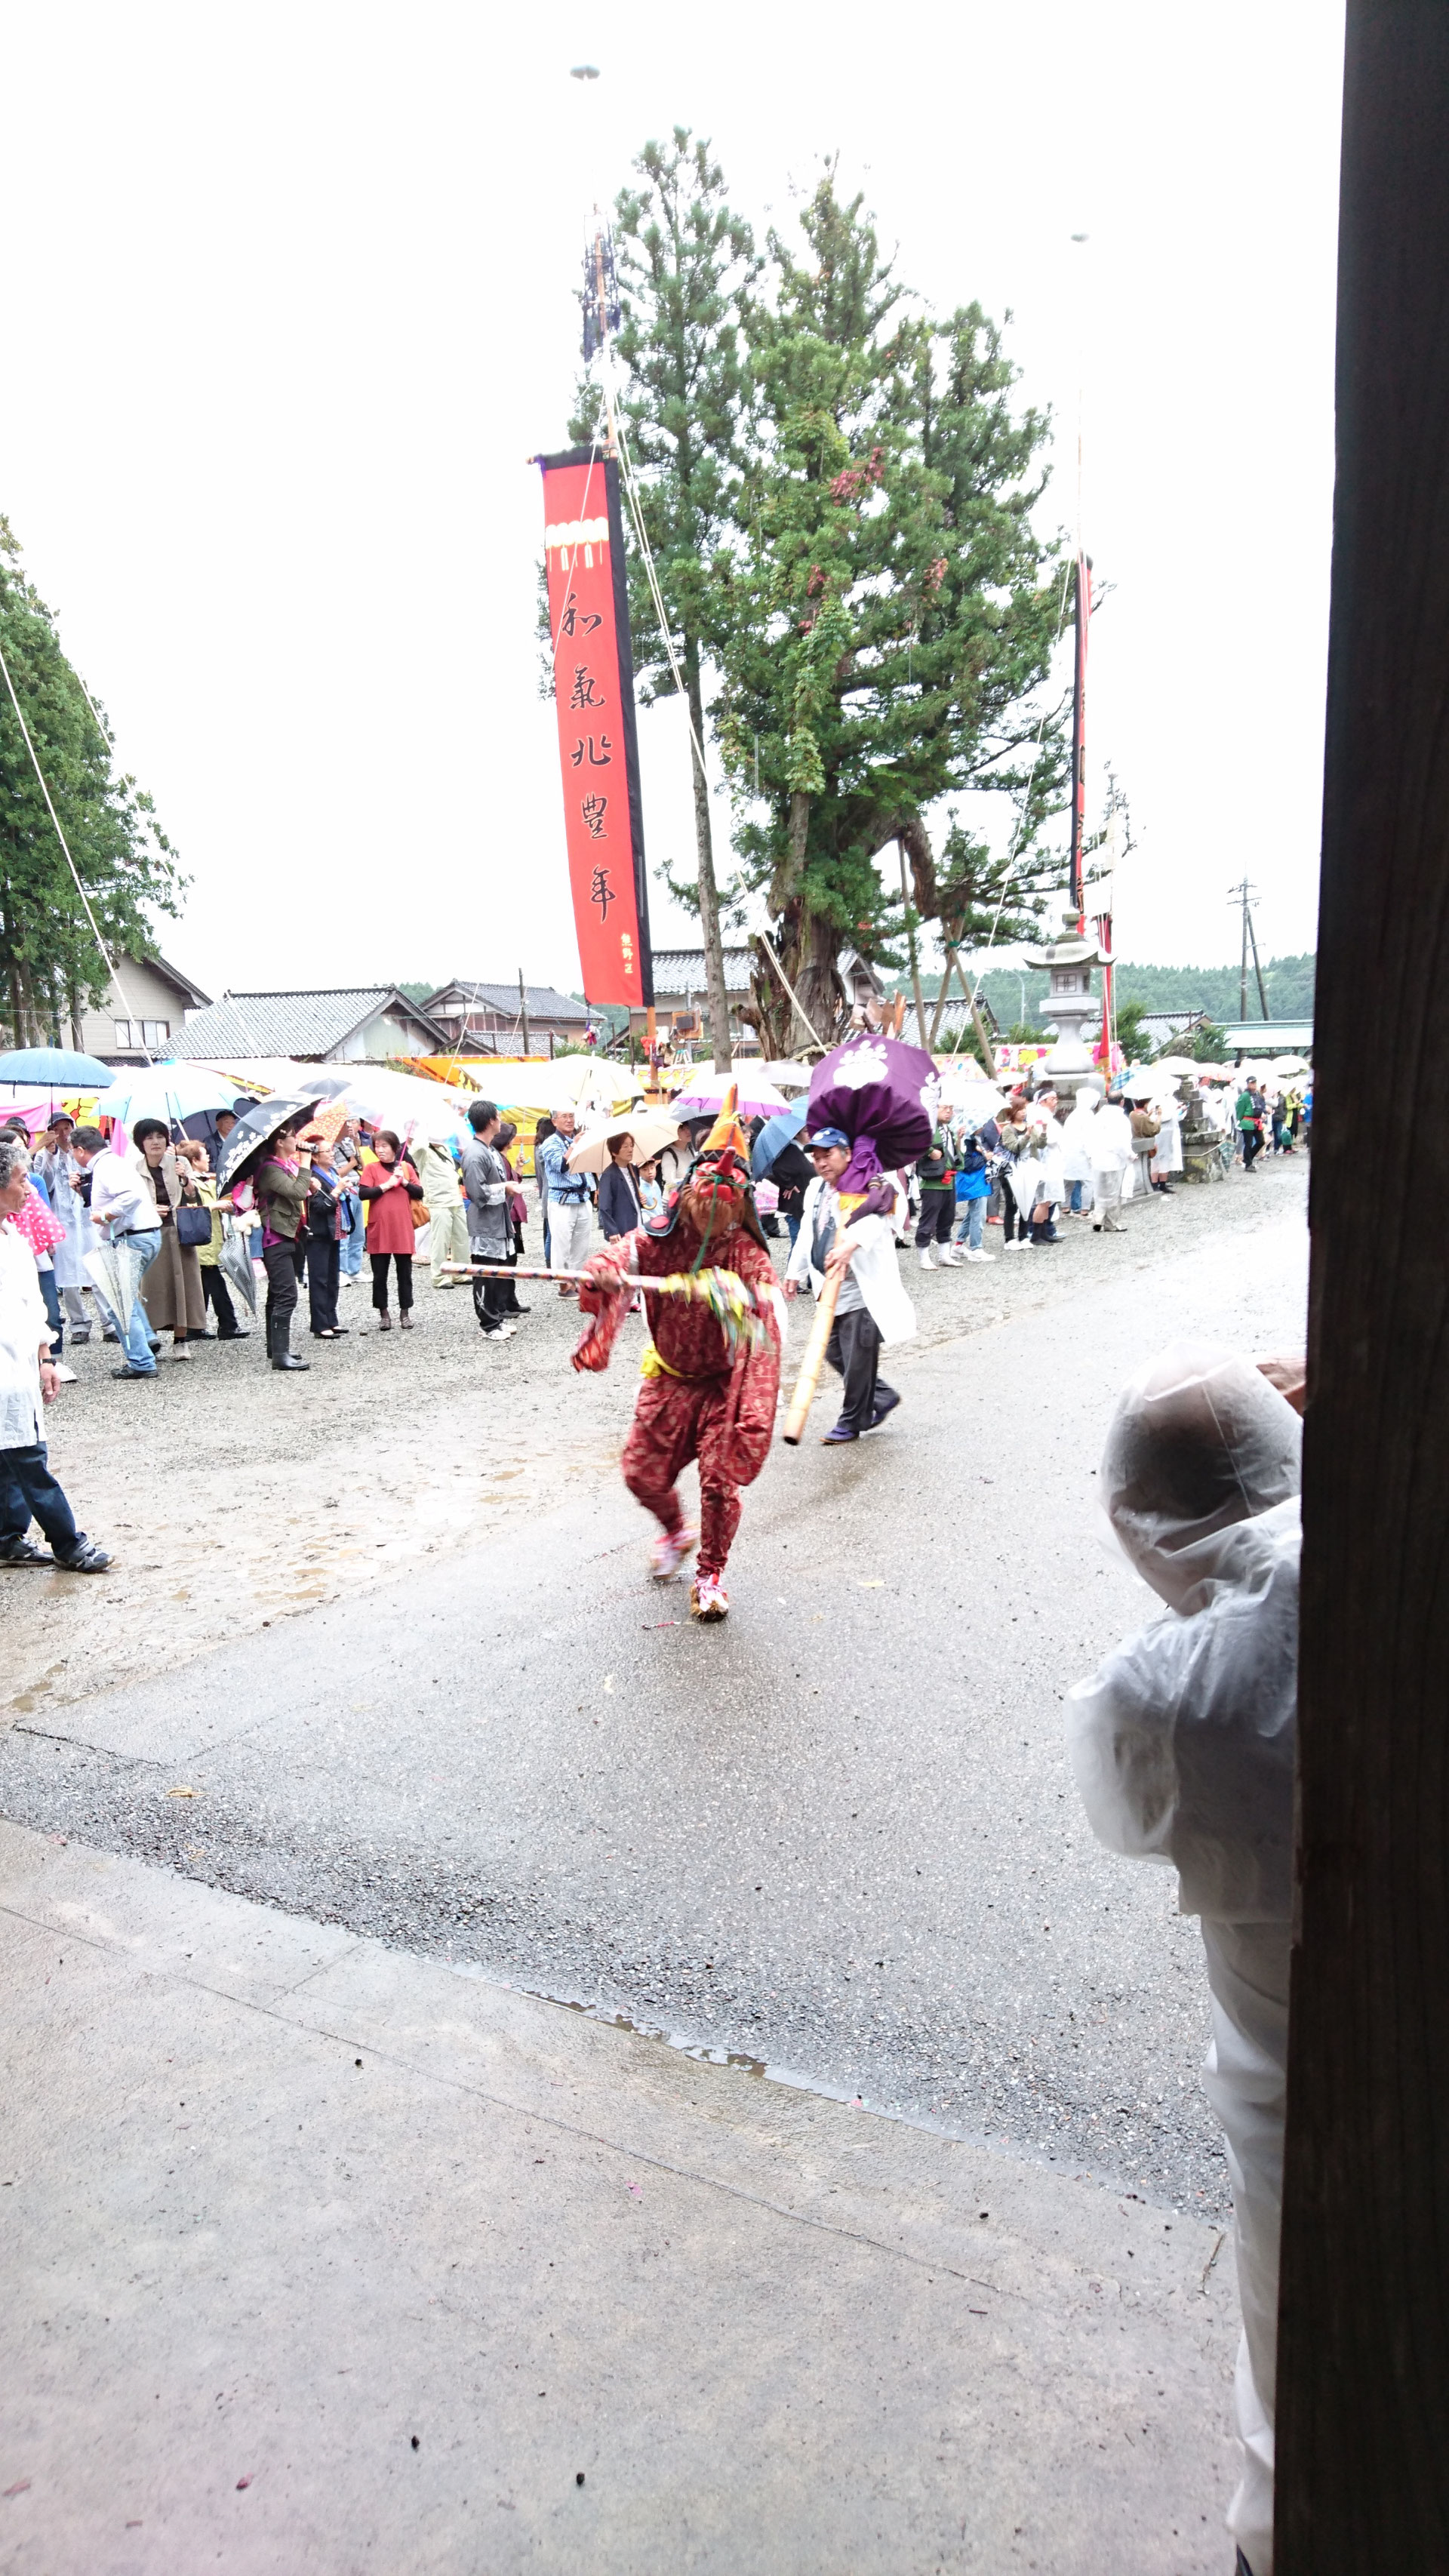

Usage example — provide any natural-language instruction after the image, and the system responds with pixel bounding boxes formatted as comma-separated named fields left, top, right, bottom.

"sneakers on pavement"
left=651, top=1525, right=698, bottom=1581
left=54, top=1540, right=111, bottom=1573
left=691, top=1572, right=729, bottom=1621
left=0, top=1537, right=51, bottom=1566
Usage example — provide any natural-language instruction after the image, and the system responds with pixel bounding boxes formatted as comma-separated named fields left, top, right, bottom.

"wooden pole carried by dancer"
left=781, top=1270, right=841, bottom=1445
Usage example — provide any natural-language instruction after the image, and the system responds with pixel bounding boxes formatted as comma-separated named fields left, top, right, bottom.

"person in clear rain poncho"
left=1065, top=1342, right=1302, bottom=2576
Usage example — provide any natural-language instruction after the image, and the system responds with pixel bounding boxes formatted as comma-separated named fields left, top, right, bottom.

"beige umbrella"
left=565, top=1107, right=683, bottom=1177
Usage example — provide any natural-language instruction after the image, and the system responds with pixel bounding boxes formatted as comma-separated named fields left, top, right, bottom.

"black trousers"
left=915, top=1189, right=955, bottom=1248
left=1242, top=1127, right=1264, bottom=1169
left=263, top=1236, right=304, bottom=1350
left=471, top=1248, right=512, bottom=1332
left=824, top=1305, right=894, bottom=1436
left=307, top=1235, right=340, bottom=1333
left=202, top=1266, right=242, bottom=1334
left=371, top=1251, right=414, bottom=1312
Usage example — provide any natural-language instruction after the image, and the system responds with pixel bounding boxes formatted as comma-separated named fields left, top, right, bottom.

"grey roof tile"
left=171, top=990, right=442, bottom=1060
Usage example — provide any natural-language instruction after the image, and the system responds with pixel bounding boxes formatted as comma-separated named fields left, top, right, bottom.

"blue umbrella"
left=0, top=1045, right=115, bottom=1088
left=750, top=1100, right=808, bottom=1179
left=103, top=1066, right=243, bottom=1127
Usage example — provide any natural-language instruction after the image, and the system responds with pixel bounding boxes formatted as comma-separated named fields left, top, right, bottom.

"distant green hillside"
left=897, top=953, right=1315, bottom=1026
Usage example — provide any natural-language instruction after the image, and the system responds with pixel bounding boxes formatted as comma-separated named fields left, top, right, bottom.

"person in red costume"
left=575, top=1088, right=783, bottom=1623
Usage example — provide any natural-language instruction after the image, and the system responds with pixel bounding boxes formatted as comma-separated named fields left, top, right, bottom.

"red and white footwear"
left=651, top=1525, right=697, bottom=1581
left=690, top=1572, right=729, bottom=1622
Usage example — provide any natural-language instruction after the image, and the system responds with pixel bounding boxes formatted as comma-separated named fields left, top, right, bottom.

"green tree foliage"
left=709, top=173, right=1067, bottom=1050
left=1113, top=997, right=1152, bottom=1065
left=571, top=131, right=758, bottom=1067
left=0, top=518, right=180, bottom=1047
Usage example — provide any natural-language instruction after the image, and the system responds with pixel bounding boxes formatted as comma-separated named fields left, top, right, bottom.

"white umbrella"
left=673, top=1072, right=787, bottom=1119
left=319, top=1064, right=475, bottom=1143
left=487, top=1056, right=645, bottom=1115
left=565, top=1107, right=684, bottom=1177
left=103, top=1066, right=245, bottom=1127
left=758, top=1059, right=812, bottom=1092
left=186, top=1055, right=325, bottom=1097
left=944, top=1081, right=1004, bottom=1125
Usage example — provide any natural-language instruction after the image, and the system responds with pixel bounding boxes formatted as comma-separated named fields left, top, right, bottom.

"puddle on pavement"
left=448, top=1960, right=971, bottom=2141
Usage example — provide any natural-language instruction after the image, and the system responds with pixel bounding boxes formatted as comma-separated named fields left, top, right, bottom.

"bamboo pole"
left=781, top=1270, right=841, bottom=1445
left=438, top=1261, right=769, bottom=1312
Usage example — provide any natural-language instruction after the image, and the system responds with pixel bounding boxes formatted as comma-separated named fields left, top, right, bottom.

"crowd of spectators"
left=0, top=1060, right=1308, bottom=1570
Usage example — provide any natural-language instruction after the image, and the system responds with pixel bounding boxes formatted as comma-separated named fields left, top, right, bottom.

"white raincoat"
left=1005, top=1120, right=1066, bottom=1224
left=0, top=1222, right=48, bottom=1448
left=1090, top=1098, right=1135, bottom=1193
left=1149, top=1094, right=1185, bottom=1179
left=1066, top=1343, right=1301, bottom=2576
left=787, top=1177, right=916, bottom=1343
left=34, top=1144, right=92, bottom=1290
left=1060, top=1091, right=1101, bottom=1187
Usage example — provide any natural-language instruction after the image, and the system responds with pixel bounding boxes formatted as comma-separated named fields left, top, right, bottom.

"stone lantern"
left=1025, top=909, right=1113, bottom=1080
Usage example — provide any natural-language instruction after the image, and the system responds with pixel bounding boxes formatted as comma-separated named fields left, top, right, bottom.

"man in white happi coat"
left=785, top=1130, right=915, bottom=1443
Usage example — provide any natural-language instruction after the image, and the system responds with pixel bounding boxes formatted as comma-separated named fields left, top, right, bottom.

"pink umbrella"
left=672, top=1073, right=788, bottom=1121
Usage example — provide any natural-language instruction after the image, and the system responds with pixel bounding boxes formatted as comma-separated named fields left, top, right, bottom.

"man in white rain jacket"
left=1066, top=1341, right=1301, bottom=2576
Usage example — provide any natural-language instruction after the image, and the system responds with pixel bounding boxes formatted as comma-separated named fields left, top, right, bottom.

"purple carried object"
left=807, top=1034, right=940, bottom=1194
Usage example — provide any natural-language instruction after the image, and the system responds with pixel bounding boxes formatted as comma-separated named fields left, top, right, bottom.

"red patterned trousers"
left=621, top=1359, right=777, bottom=1579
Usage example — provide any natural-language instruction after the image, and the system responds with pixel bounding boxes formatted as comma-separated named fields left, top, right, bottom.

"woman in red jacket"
left=358, top=1129, right=424, bottom=1331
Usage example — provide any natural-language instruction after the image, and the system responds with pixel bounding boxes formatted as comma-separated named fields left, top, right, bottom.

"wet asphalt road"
left=0, top=1172, right=1308, bottom=2219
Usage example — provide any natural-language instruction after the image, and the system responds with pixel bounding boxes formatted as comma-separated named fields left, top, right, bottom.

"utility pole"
left=517, top=971, right=531, bottom=1057
left=1247, top=901, right=1271, bottom=1020
left=1229, top=878, right=1270, bottom=1026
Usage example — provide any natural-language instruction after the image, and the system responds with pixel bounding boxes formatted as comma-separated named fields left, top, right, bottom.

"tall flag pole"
left=1069, top=549, right=1091, bottom=930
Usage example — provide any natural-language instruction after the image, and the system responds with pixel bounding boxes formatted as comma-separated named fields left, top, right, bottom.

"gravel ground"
left=3, top=1153, right=1309, bottom=2219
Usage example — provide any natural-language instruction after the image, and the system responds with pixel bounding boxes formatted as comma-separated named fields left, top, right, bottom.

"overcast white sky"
left=2, top=2, right=1343, bottom=1002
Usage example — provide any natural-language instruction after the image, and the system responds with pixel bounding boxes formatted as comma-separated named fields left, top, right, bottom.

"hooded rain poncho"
left=1065, top=1343, right=1301, bottom=2576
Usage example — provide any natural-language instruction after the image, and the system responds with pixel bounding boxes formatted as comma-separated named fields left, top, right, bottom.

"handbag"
left=175, top=1203, right=212, bottom=1247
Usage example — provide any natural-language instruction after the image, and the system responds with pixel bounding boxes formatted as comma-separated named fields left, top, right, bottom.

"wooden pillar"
left=1275, top=5, right=1449, bottom=2565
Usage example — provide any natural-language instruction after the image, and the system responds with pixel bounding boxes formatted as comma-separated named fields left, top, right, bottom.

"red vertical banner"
left=537, top=448, right=654, bottom=1008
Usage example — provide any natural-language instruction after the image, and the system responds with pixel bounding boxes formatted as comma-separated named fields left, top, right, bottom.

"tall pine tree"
left=572, top=131, right=758, bottom=1066
left=710, top=174, right=1067, bottom=1051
